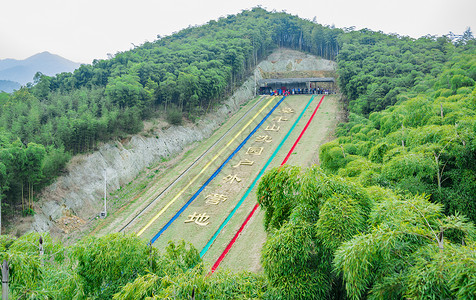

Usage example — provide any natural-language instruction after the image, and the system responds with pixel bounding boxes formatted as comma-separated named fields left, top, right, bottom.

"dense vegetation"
left=3, top=168, right=474, bottom=299
left=0, top=7, right=341, bottom=219
left=0, top=233, right=267, bottom=299
left=257, top=166, right=476, bottom=299
left=322, top=33, right=476, bottom=223
left=258, top=24, right=476, bottom=299
left=1, top=7, right=476, bottom=299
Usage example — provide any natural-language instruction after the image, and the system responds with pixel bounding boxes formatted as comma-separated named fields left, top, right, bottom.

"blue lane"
left=149, top=96, right=287, bottom=245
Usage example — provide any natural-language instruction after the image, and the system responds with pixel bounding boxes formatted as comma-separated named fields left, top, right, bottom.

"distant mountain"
left=0, top=51, right=81, bottom=86
left=0, top=79, right=21, bottom=93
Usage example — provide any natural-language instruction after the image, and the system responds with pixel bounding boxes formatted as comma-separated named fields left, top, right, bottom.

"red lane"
left=209, top=95, right=326, bottom=274
left=281, top=95, right=325, bottom=165
left=210, top=203, right=259, bottom=273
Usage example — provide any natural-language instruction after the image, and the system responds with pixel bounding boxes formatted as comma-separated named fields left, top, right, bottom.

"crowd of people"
left=260, top=87, right=335, bottom=96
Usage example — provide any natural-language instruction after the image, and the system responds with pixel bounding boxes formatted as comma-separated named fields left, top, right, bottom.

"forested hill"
left=0, top=7, right=341, bottom=219
left=1, top=7, right=476, bottom=299
left=0, top=6, right=474, bottom=226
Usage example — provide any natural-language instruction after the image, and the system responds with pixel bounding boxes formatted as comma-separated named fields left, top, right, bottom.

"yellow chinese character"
left=205, top=194, right=228, bottom=205
left=184, top=212, right=210, bottom=226
left=273, top=116, right=288, bottom=122
left=246, top=147, right=264, bottom=155
left=265, top=124, right=280, bottom=131
left=256, top=135, right=273, bottom=143
left=223, top=174, right=242, bottom=183
left=281, top=107, right=295, bottom=114
left=233, top=159, right=255, bottom=168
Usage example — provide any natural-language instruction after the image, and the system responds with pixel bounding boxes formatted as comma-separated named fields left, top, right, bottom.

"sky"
left=1, top=0, right=475, bottom=64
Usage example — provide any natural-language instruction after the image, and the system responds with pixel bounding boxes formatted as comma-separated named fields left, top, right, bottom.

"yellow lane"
left=137, top=96, right=276, bottom=236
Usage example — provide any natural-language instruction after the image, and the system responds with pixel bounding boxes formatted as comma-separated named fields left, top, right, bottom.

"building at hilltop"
left=258, top=77, right=336, bottom=95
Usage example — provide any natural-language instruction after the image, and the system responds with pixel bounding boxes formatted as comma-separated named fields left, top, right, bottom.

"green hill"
left=0, top=7, right=341, bottom=220
left=0, top=7, right=475, bottom=299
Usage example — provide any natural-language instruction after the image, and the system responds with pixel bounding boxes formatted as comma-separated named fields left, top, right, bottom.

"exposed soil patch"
left=56, top=215, right=87, bottom=234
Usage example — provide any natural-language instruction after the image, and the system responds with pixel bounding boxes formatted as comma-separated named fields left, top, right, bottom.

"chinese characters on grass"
left=184, top=108, right=293, bottom=226
left=184, top=212, right=210, bottom=226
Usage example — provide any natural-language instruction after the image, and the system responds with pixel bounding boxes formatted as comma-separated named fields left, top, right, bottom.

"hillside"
left=0, top=7, right=342, bottom=232
left=0, top=7, right=475, bottom=300
left=10, top=48, right=336, bottom=237
left=0, top=51, right=80, bottom=85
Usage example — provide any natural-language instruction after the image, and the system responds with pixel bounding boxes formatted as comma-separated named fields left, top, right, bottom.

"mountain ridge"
left=0, top=51, right=81, bottom=86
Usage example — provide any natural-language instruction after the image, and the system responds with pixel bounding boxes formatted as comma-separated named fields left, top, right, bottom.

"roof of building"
left=258, top=77, right=335, bottom=86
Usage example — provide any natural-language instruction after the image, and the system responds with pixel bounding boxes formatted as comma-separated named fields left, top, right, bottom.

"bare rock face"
left=258, top=48, right=335, bottom=73
left=29, top=49, right=335, bottom=235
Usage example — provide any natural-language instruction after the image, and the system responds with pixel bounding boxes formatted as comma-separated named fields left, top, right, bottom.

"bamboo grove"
left=0, top=7, right=341, bottom=217
left=1, top=7, right=476, bottom=299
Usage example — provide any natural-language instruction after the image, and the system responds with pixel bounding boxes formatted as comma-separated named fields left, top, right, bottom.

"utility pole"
left=100, top=169, right=107, bottom=218
left=2, top=260, right=8, bottom=300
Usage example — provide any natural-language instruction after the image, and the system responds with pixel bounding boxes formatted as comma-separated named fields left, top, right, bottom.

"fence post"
left=2, top=260, right=8, bottom=300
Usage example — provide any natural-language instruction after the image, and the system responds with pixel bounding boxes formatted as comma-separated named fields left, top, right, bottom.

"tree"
left=72, top=233, right=162, bottom=298
left=0, top=232, right=65, bottom=299
left=334, top=194, right=476, bottom=299
left=105, top=74, right=146, bottom=109
left=113, top=240, right=263, bottom=299
left=259, top=166, right=372, bottom=299
left=24, top=143, right=46, bottom=210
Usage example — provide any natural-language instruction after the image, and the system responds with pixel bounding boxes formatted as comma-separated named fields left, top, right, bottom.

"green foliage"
left=257, top=165, right=301, bottom=231
left=72, top=233, right=161, bottom=298
left=319, top=141, right=356, bottom=173
left=166, top=105, right=183, bottom=125
left=114, top=267, right=267, bottom=300
left=321, top=46, right=476, bottom=222
left=262, top=222, right=331, bottom=299
left=405, top=243, right=476, bottom=299
left=258, top=166, right=372, bottom=299
left=0, top=233, right=228, bottom=299
left=0, top=232, right=65, bottom=299
left=315, top=194, right=368, bottom=251
left=334, top=193, right=476, bottom=299
left=258, top=161, right=476, bottom=299
left=105, top=74, right=149, bottom=109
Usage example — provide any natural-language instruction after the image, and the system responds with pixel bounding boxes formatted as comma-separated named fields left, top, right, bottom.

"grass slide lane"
left=149, top=96, right=288, bottom=244
left=200, top=95, right=316, bottom=258
left=117, top=95, right=268, bottom=233
left=136, top=96, right=277, bottom=237
left=209, top=95, right=325, bottom=274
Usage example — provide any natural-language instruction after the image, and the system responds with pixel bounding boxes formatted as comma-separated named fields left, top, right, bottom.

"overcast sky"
left=1, top=0, right=475, bottom=64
